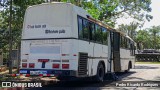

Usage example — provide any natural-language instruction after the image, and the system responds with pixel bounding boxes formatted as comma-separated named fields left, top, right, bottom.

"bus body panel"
left=21, top=39, right=79, bottom=76
left=120, top=48, right=135, bottom=71
left=77, top=40, right=108, bottom=76
left=22, top=3, right=73, bottom=39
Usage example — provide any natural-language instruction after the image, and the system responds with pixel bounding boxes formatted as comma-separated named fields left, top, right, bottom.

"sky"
left=116, top=0, right=160, bottom=30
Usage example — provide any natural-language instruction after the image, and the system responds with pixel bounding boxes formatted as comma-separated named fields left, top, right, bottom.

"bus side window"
left=89, top=22, right=95, bottom=41
left=125, top=38, right=127, bottom=48
left=128, top=39, right=130, bottom=49
left=122, top=36, right=125, bottom=48
left=102, top=27, right=108, bottom=45
left=132, top=42, right=136, bottom=55
left=95, top=24, right=102, bottom=43
left=78, top=17, right=83, bottom=39
left=83, top=19, right=89, bottom=40
left=129, top=41, right=133, bottom=55
left=134, top=44, right=136, bottom=55
left=120, top=36, right=122, bottom=47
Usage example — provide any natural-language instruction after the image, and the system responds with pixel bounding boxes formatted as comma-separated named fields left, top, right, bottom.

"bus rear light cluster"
left=25, top=74, right=30, bottom=77
left=22, top=63, right=27, bottom=68
left=62, top=54, right=69, bottom=56
left=73, top=54, right=77, bottom=56
left=52, top=64, right=60, bottom=68
left=29, top=63, right=35, bottom=68
left=62, top=64, right=69, bottom=69
left=12, top=74, right=16, bottom=77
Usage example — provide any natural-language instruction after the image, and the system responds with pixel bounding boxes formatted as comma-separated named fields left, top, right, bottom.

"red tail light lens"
left=62, top=54, right=69, bottom=56
left=22, top=63, right=27, bottom=68
left=39, top=74, right=43, bottom=76
left=12, top=74, right=16, bottom=77
left=26, top=74, right=30, bottom=77
left=73, top=54, right=77, bottom=56
left=29, top=63, right=35, bottom=68
left=62, top=54, right=66, bottom=56
left=52, top=64, right=60, bottom=68
left=62, top=64, right=69, bottom=69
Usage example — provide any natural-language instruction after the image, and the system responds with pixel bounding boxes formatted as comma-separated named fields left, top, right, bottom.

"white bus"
left=20, top=2, right=136, bottom=82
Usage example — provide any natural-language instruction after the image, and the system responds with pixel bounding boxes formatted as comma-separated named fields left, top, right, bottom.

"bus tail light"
left=29, top=63, right=35, bottom=68
left=62, top=64, right=69, bottom=69
left=26, top=74, right=30, bottom=77
left=52, top=64, right=60, bottom=68
left=22, top=63, right=27, bottom=68
left=12, top=74, right=16, bottom=77
left=62, top=54, right=69, bottom=56
left=73, top=54, right=77, bottom=56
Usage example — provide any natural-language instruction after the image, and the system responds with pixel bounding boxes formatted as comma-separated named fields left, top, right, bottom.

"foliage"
left=117, top=0, right=152, bottom=21
left=135, top=25, right=160, bottom=49
left=118, top=21, right=138, bottom=39
left=60, top=0, right=152, bottom=27
left=118, top=23, right=160, bottom=50
left=0, top=0, right=45, bottom=58
left=135, top=30, right=150, bottom=49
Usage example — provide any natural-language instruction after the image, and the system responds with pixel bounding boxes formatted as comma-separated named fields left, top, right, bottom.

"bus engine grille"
left=78, top=53, right=88, bottom=76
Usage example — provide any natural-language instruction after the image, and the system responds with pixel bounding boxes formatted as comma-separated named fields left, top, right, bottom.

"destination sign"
left=27, top=24, right=46, bottom=29
left=45, top=29, right=65, bottom=34
left=27, top=24, right=66, bottom=34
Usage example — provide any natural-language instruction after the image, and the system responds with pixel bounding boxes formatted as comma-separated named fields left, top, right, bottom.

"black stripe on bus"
left=88, top=57, right=108, bottom=59
left=21, top=38, right=132, bottom=51
left=21, top=37, right=78, bottom=40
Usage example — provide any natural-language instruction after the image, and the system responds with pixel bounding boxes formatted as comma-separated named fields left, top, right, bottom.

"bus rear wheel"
left=125, top=61, right=132, bottom=72
left=95, top=63, right=105, bottom=82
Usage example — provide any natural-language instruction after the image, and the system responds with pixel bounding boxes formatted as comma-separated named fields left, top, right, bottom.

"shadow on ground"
left=134, top=65, right=159, bottom=69
left=26, top=71, right=137, bottom=90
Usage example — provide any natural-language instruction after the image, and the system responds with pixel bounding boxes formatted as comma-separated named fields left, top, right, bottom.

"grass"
left=136, top=61, right=160, bottom=64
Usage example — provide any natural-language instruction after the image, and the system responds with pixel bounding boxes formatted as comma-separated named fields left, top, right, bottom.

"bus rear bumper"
left=19, top=69, right=77, bottom=77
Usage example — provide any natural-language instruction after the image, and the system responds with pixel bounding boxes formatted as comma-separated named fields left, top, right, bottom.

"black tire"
left=95, top=63, right=105, bottom=82
left=125, top=62, right=131, bottom=72
left=57, top=76, right=77, bottom=81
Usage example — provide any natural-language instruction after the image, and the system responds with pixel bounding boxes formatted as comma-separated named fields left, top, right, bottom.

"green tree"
left=148, top=26, right=160, bottom=49
left=0, top=0, right=45, bottom=59
left=118, top=21, right=138, bottom=39
left=135, top=25, right=160, bottom=49
left=135, top=30, right=150, bottom=50
left=59, top=0, right=152, bottom=27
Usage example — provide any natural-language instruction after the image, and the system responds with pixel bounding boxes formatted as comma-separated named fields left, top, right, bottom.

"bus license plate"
left=39, top=71, right=47, bottom=74
left=30, top=71, right=39, bottom=75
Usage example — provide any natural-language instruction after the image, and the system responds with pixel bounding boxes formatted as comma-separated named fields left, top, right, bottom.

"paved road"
left=2, top=64, right=160, bottom=90
left=119, top=64, right=160, bottom=81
